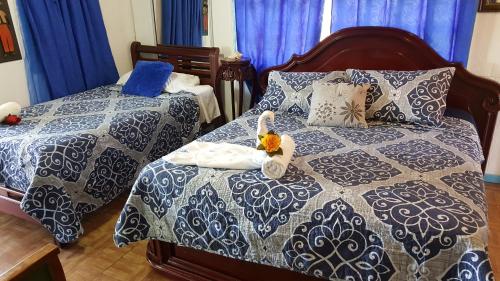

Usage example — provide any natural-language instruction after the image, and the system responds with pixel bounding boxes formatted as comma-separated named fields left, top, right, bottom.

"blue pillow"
left=122, top=60, right=174, bottom=97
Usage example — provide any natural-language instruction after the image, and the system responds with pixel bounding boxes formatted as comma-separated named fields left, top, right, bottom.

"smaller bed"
left=0, top=42, right=223, bottom=245
left=114, top=27, right=500, bottom=281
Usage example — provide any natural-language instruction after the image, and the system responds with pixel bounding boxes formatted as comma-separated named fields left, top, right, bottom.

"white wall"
left=99, top=0, right=136, bottom=75
left=468, top=13, right=500, bottom=179
left=0, top=0, right=29, bottom=107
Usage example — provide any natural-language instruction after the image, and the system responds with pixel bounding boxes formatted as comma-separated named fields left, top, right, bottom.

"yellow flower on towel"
left=257, top=131, right=283, bottom=156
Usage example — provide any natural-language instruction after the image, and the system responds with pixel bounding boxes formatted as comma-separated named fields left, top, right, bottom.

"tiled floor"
left=0, top=183, right=499, bottom=280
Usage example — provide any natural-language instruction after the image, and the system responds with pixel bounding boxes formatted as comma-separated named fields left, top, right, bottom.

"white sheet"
left=176, top=85, right=220, bottom=124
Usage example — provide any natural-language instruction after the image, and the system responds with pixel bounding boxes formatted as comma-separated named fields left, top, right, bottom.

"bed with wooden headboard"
left=0, top=42, right=224, bottom=246
left=130, top=41, right=225, bottom=126
left=131, top=27, right=500, bottom=281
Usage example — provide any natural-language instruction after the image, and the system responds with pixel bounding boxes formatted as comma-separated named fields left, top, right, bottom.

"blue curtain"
left=17, top=0, right=118, bottom=104
left=162, top=0, right=202, bottom=46
left=235, top=0, right=325, bottom=73
left=330, top=0, right=478, bottom=66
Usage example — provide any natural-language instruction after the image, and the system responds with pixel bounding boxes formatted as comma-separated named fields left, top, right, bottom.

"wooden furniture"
left=0, top=42, right=224, bottom=243
left=479, top=0, right=500, bottom=12
left=145, top=26, right=500, bottom=281
left=216, top=58, right=259, bottom=119
left=0, top=244, right=66, bottom=281
left=131, top=41, right=225, bottom=126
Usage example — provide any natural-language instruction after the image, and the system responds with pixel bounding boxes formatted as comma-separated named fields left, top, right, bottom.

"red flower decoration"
left=3, top=114, right=21, bottom=125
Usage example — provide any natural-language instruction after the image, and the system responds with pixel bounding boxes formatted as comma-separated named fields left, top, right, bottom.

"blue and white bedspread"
left=114, top=109, right=493, bottom=281
left=0, top=85, right=200, bottom=244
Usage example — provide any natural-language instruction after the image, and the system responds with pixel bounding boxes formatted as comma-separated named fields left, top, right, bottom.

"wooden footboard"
left=0, top=185, right=36, bottom=223
left=146, top=240, right=322, bottom=281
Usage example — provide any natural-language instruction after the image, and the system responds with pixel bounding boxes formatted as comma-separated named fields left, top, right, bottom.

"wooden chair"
left=0, top=244, right=66, bottom=281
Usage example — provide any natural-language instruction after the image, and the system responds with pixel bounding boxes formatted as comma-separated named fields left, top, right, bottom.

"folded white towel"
left=0, top=102, right=21, bottom=122
left=256, top=110, right=274, bottom=147
left=261, top=135, right=296, bottom=179
left=163, top=141, right=267, bottom=170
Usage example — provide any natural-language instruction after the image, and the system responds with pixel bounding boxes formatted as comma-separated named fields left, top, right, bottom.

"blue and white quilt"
left=114, top=109, right=493, bottom=281
left=0, top=85, right=201, bottom=244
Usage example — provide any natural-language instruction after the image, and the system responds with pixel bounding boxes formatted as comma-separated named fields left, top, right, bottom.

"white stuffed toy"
left=0, top=102, right=22, bottom=123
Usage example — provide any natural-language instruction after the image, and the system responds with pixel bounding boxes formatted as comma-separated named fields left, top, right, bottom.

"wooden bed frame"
left=146, top=27, right=500, bottom=281
left=0, top=42, right=223, bottom=242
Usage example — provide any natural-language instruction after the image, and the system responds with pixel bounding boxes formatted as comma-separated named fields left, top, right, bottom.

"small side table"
left=216, top=58, right=259, bottom=119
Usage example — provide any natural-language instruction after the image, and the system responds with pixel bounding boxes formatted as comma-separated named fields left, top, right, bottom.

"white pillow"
left=116, top=71, right=132, bottom=85
left=165, top=72, right=200, bottom=93
left=116, top=71, right=200, bottom=93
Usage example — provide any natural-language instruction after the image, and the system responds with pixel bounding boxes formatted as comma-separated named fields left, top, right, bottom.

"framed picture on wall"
left=0, top=0, right=21, bottom=63
left=479, top=0, right=500, bottom=12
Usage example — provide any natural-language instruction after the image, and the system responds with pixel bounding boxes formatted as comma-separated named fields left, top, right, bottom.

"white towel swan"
left=256, top=111, right=274, bottom=147
left=164, top=110, right=295, bottom=179
left=163, top=142, right=267, bottom=170
left=0, top=102, right=21, bottom=122
left=261, top=134, right=296, bottom=179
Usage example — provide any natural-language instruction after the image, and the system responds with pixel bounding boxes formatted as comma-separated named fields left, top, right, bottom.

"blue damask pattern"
left=84, top=148, right=139, bottom=203
left=200, top=122, right=248, bottom=142
left=115, top=97, right=162, bottom=111
left=133, top=161, right=198, bottom=219
left=54, top=100, right=110, bottom=116
left=348, top=68, right=455, bottom=125
left=309, top=150, right=401, bottom=187
left=62, top=86, right=114, bottom=101
left=148, top=123, right=183, bottom=161
left=41, top=115, right=106, bottom=134
left=21, top=185, right=81, bottom=244
left=441, top=250, right=494, bottom=281
left=21, top=104, right=52, bottom=118
left=114, top=204, right=151, bottom=247
left=408, top=69, right=454, bottom=126
left=348, top=70, right=383, bottom=110
left=75, top=202, right=97, bottom=219
left=28, top=134, right=98, bottom=182
left=255, top=71, right=346, bottom=116
left=255, top=78, right=286, bottom=113
left=227, top=164, right=322, bottom=239
left=332, top=126, right=404, bottom=145
left=373, top=101, right=406, bottom=122
left=378, top=139, right=465, bottom=172
left=168, top=95, right=200, bottom=137
left=246, top=115, right=305, bottom=133
left=436, top=133, right=483, bottom=163
left=114, top=112, right=491, bottom=280
left=109, top=110, right=161, bottom=152
left=0, top=120, right=40, bottom=138
left=291, top=131, right=345, bottom=156
left=441, top=171, right=487, bottom=213
left=0, top=140, right=29, bottom=191
left=174, top=183, right=249, bottom=258
left=283, top=199, right=395, bottom=281
left=363, top=180, right=485, bottom=265
left=0, top=84, right=202, bottom=244
left=379, top=70, right=427, bottom=89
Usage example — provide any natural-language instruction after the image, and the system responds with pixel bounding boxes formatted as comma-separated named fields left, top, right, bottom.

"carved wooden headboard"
left=259, top=27, right=500, bottom=170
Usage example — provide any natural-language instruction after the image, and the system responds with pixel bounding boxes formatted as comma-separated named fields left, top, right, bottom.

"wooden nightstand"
left=216, top=58, right=259, bottom=119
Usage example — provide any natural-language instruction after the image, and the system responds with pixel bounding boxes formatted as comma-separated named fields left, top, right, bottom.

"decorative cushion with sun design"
left=255, top=71, right=347, bottom=116
left=347, top=68, right=455, bottom=126
left=307, top=82, right=370, bottom=128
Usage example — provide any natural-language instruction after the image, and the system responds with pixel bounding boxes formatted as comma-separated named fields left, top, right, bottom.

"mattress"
left=114, top=109, right=492, bottom=280
left=0, top=85, right=202, bottom=244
